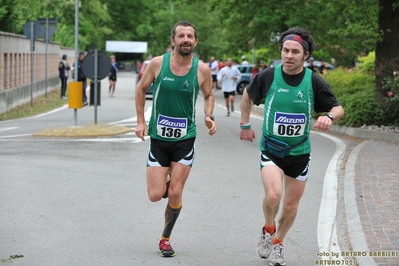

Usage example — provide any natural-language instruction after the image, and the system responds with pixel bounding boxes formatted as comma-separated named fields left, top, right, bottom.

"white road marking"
left=0, top=127, right=19, bottom=132
left=313, top=131, right=346, bottom=259
left=32, top=105, right=69, bottom=118
left=0, top=133, right=31, bottom=139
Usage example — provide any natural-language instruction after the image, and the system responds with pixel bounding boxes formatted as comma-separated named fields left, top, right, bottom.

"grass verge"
left=0, top=89, right=67, bottom=121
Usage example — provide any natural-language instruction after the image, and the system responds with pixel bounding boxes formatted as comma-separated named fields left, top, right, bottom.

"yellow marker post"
left=68, top=81, right=83, bottom=108
left=68, top=81, right=82, bottom=126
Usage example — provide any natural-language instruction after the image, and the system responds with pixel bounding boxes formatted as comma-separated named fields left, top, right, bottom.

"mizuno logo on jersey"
left=158, top=119, right=186, bottom=128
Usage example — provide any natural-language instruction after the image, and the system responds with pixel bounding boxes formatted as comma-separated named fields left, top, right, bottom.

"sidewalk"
left=252, top=104, right=399, bottom=266
left=349, top=140, right=399, bottom=266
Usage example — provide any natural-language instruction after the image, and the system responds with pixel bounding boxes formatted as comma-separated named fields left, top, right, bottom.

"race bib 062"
left=273, top=112, right=306, bottom=137
left=157, top=114, right=188, bottom=139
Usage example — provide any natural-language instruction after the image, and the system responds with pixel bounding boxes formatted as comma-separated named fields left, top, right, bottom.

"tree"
left=375, top=0, right=399, bottom=124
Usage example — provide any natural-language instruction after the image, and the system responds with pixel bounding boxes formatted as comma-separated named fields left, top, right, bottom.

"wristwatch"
left=205, top=114, right=215, bottom=121
left=326, top=113, right=334, bottom=121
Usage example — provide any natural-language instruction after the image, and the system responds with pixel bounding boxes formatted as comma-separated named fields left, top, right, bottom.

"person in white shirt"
left=209, top=56, right=219, bottom=90
left=241, top=55, right=249, bottom=65
left=217, top=58, right=242, bottom=116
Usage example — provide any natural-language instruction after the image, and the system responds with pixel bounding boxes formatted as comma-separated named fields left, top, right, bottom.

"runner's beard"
left=177, top=44, right=192, bottom=56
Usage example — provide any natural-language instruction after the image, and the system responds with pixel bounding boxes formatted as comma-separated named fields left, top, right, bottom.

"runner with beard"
left=135, top=20, right=216, bottom=257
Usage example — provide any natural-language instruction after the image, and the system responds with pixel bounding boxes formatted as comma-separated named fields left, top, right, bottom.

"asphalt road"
left=0, top=72, right=352, bottom=266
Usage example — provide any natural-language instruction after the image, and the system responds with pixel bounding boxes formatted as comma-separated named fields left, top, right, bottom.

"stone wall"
left=0, top=31, right=75, bottom=114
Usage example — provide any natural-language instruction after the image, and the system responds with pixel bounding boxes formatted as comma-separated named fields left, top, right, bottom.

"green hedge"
left=320, top=51, right=398, bottom=127
left=322, top=67, right=384, bottom=127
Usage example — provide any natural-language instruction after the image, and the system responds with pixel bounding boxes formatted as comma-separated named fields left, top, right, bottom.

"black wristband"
left=326, top=113, right=334, bottom=121
left=205, top=114, right=215, bottom=121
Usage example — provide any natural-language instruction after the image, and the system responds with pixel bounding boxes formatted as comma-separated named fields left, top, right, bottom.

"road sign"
left=38, top=18, right=58, bottom=42
left=23, top=21, right=41, bottom=39
left=40, top=26, right=57, bottom=42
left=81, top=51, right=111, bottom=80
left=37, top=18, right=58, bottom=24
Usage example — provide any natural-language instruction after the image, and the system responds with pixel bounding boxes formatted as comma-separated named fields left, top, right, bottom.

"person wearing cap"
left=241, top=55, right=249, bottom=65
left=307, top=57, right=316, bottom=72
left=58, top=54, right=70, bottom=100
left=108, top=55, right=119, bottom=97
left=239, top=27, right=344, bottom=266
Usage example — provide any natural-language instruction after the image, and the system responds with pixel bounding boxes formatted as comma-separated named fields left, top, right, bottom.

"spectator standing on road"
left=217, top=59, right=226, bottom=89
left=209, top=56, right=219, bottom=90
left=109, top=55, right=119, bottom=97
left=218, top=58, right=226, bottom=70
left=260, top=60, right=268, bottom=70
left=72, top=52, right=88, bottom=106
left=307, top=57, right=317, bottom=72
left=217, top=58, right=241, bottom=116
left=252, top=60, right=268, bottom=79
left=239, top=27, right=344, bottom=266
left=58, top=54, right=70, bottom=100
left=241, top=55, right=249, bottom=65
left=136, top=61, right=142, bottom=73
left=135, top=20, right=216, bottom=258
left=319, top=59, right=327, bottom=74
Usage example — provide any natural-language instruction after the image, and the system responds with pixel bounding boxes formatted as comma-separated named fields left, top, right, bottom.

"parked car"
left=234, top=64, right=255, bottom=94
left=304, top=60, right=334, bottom=71
left=118, top=61, right=125, bottom=70
left=136, top=60, right=153, bottom=97
left=269, top=59, right=282, bottom=68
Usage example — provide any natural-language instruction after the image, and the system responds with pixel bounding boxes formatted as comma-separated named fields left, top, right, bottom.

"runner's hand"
left=240, top=128, right=255, bottom=142
left=313, top=116, right=332, bottom=132
left=205, top=118, right=216, bottom=136
left=135, top=122, right=148, bottom=141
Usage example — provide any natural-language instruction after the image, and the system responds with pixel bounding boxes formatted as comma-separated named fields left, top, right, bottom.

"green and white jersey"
left=148, top=53, right=200, bottom=142
left=261, top=64, right=314, bottom=155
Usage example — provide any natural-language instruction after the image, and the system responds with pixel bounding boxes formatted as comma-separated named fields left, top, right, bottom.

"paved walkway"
left=354, top=140, right=399, bottom=266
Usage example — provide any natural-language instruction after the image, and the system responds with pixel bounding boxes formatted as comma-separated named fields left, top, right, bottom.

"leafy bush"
left=358, top=51, right=375, bottom=74
left=321, top=62, right=386, bottom=127
left=323, top=67, right=374, bottom=98
left=335, top=88, right=384, bottom=127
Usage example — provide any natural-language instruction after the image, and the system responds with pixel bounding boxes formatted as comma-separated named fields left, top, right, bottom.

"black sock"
left=161, top=204, right=182, bottom=239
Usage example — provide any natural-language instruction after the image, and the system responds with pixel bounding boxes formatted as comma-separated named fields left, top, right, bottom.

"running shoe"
left=162, top=170, right=171, bottom=199
left=159, top=239, right=175, bottom=257
left=257, top=227, right=275, bottom=259
left=269, top=243, right=285, bottom=266
left=227, top=111, right=230, bottom=117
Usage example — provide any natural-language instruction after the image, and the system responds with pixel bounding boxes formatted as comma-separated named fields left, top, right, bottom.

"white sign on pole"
left=105, top=41, right=148, bottom=53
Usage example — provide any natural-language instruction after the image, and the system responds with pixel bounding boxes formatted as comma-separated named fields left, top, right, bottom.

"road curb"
left=32, top=124, right=132, bottom=138
left=343, top=140, right=378, bottom=266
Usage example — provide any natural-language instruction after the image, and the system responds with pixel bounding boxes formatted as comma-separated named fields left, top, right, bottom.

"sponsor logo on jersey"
left=158, top=115, right=187, bottom=128
left=275, top=112, right=306, bottom=124
left=163, top=76, right=175, bottom=81
left=278, top=88, right=289, bottom=93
